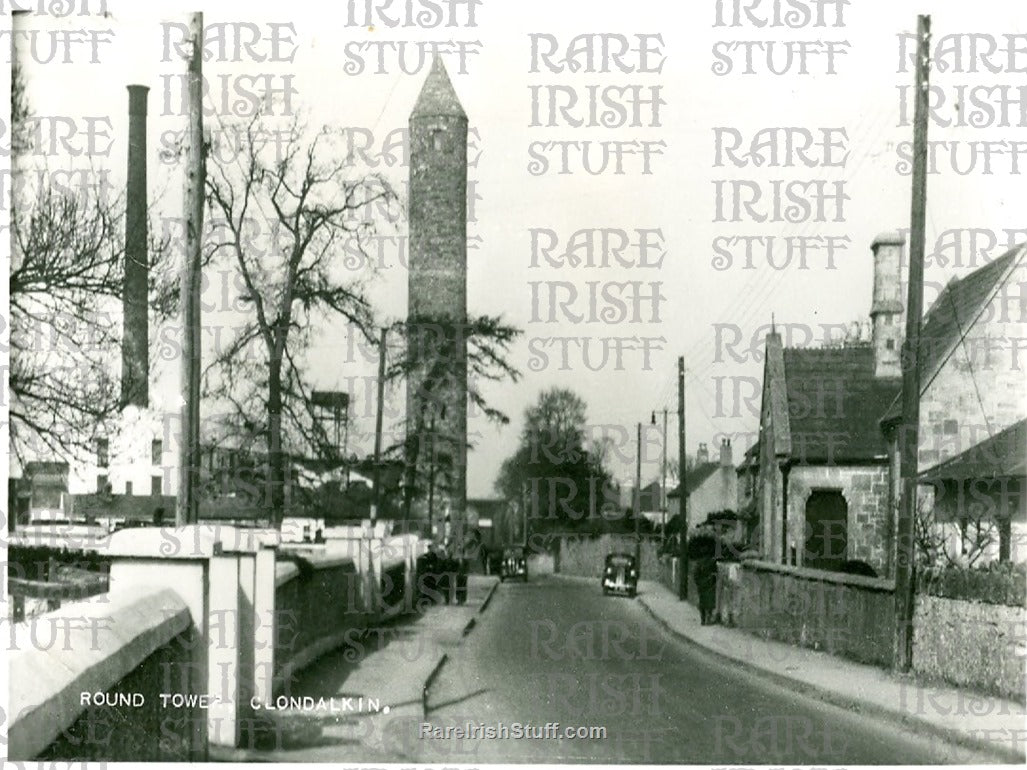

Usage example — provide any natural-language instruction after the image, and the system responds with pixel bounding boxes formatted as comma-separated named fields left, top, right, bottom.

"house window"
left=125, top=481, right=133, bottom=496
left=151, top=439, right=163, bottom=465
left=151, top=475, right=163, bottom=496
left=96, top=438, right=109, bottom=468
left=943, top=419, right=958, bottom=435
left=886, top=339, right=895, bottom=350
left=96, top=474, right=109, bottom=493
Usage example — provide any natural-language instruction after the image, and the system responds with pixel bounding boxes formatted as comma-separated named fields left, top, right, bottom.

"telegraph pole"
left=634, top=421, right=642, bottom=564
left=177, top=11, right=204, bottom=527
left=661, top=408, right=668, bottom=544
left=677, top=356, right=688, bottom=599
left=371, top=327, right=387, bottom=529
left=894, top=14, right=931, bottom=672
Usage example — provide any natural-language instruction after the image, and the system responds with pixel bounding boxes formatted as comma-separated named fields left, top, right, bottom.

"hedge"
left=918, top=561, right=1026, bottom=607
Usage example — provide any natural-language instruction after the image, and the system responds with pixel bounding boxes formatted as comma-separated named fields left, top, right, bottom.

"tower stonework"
left=870, top=231, right=905, bottom=379
left=407, top=56, right=468, bottom=541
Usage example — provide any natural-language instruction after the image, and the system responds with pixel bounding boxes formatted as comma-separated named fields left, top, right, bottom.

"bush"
left=918, top=561, right=1026, bottom=607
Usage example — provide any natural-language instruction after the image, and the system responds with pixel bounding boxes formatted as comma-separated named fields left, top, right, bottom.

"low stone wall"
left=557, top=535, right=660, bottom=580
left=720, top=559, right=896, bottom=667
left=8, top=586, right=200, bottom=761
left=913, top=594, right=1027, bottom=702
left=273, top=553, right=364, bottom=693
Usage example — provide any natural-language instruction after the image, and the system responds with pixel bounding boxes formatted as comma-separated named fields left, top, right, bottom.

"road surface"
left=409, top=574, right=988, bottom=764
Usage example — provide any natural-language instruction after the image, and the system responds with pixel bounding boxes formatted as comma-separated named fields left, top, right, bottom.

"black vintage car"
left=602, top=552, right=638, bottom=597
left=500, top=547, right=528, bottom=582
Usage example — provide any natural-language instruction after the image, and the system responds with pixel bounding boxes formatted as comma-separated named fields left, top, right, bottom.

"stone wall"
left=273, top=554, right=364, bottom=693
left=719, top=559, right=896, bottom=666
left=557, top=534, right=660, bottom=579
left=8, top=585, right=200, bottom=760
left=913, top=594, right=1026, bottom=701
left=917, top=255, right=1026, bottom=473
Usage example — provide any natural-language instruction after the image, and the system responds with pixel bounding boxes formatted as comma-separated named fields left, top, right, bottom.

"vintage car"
left=602, top=552, right=638, bottom=597
left=499, top=547, right=528, bottom=582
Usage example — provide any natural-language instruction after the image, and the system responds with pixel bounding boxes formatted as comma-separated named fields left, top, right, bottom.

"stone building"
left=754, top=233, right=904, bottom=575
left=405, top=56, right=469, bottom=542
left=880, top=242, right=1027, bottom=565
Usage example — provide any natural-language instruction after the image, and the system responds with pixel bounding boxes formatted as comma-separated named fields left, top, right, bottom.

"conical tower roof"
left=411, top=55, right=466, bottom=119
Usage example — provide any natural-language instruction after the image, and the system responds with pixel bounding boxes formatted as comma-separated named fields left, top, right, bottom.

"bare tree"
left=202, top=115, right=395, bottom=525
left=7, top=56, right=173, bottom=465
left=387, top=313, right=521, bottom=520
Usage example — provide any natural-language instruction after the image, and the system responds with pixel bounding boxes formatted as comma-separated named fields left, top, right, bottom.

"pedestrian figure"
left=695, top=557, right=718, bottom=625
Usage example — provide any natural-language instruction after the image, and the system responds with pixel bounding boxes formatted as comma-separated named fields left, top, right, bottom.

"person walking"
left=695, top=556, right=718, bottom=625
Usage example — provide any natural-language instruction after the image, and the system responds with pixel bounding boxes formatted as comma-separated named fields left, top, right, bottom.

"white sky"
left=6, top=0, right=1026, bottom=496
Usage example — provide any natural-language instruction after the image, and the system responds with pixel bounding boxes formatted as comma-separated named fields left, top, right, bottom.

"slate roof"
left=880, top=243, right=1025, bottom=424
left=411, top=55, right=466, bottom=119
left=781, top=345, right=900, bottom=464
left=920, top=419, right=1026, bottom=481
left=667, top=462, right=721, bottom=499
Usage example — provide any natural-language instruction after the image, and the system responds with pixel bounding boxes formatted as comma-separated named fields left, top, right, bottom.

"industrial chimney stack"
left=122, top=85, right=149, bottom=408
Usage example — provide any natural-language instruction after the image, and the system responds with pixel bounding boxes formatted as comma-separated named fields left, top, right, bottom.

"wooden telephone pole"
left=677, top=355, right=688, bottom=599
left=371, top=327, right=387, bottom=529
left=177, top=11, right=204, bottom=526
left=894, top=14, right=931, bottom=672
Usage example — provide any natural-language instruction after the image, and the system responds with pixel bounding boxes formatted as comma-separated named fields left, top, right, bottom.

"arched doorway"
left=804, top=490, right=848, bottom=570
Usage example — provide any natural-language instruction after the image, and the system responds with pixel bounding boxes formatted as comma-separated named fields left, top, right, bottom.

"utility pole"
left=427, top=411, right=436, bottom=540
left=894, top=14, right=930, bottom=673
left=661, top=408, right=668, bottom=544
left=677, top=356, right=688, bottom=600
left=177, top=11, right=204, bottom=527
left=371, top=327, right=387, bottom=530
left=634, top=421, right=642, bottom=565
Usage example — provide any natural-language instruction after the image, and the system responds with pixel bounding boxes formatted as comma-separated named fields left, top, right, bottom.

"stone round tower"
left=406, top=56, right=468, bottom=542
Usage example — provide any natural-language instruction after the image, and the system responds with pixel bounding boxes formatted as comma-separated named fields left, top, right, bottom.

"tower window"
left=886, top=339, right=895, bottom=350
left=96, top=438, right=109, bottom=468
left=151, top=439, right=163, bottom=465
left=430, top=128, right=452, bottom=153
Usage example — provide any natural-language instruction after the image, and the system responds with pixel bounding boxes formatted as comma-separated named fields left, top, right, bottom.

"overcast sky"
left=7, top=0, right=1026, bottom=496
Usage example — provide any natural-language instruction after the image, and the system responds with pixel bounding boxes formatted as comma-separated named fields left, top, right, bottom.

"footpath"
left=635, top=578, right=1026, bottom=764
left=212, top=574, right=500, bottom=762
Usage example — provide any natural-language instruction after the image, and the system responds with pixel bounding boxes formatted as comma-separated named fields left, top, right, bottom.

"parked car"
left=500, top=547, right=528, bottom=582
left=602, top=552, right=638, bottom=597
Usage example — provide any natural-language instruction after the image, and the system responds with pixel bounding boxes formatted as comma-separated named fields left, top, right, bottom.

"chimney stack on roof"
left=869, top=231, right=905, bottom=379
left=696, top=442, right=709, bottom=465
left=720, top=438, right=733, bottom=468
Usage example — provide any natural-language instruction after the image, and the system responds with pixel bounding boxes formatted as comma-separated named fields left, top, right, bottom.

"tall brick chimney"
left=869, top=231, right=905, bottom=379
left=122, top=85, right=149, bottom=408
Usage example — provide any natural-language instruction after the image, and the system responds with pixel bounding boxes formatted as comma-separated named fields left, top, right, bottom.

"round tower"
left=406, top=56, right=468, bottom=541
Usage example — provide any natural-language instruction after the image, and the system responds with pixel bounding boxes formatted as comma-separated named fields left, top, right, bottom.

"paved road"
left=412, top=574, right=987, bottom=764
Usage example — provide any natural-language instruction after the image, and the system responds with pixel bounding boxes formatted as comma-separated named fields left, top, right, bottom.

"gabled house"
left=755, top=233, right=904, bottom=575
left=881, top=242, right=1027, bottom=565
left=667, top=439, right=737, bottom=535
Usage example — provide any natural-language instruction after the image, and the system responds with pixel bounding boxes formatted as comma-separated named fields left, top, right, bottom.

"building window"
left=151, top=439, right=163, bottom=465
left=97, top=474, right=109, bottom=494
left=125, top=481, right=133, bottom=496
left=432, top=130, right=446, bottom=151
left=151, top=475, right=163, bottom=496
left=96, top=438, right=109, bottom=468
left=943, top=419, right=958, bottom=435
left=886, top=339, right=895, bottom=350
